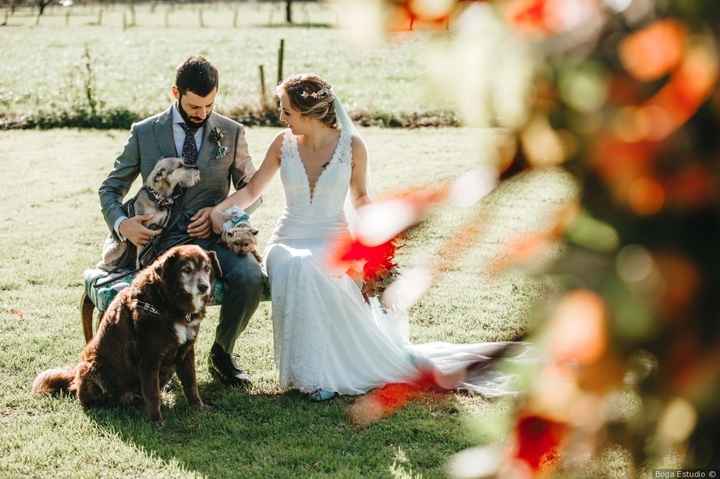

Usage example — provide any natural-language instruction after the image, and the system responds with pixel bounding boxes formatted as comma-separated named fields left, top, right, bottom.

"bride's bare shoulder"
left=350, top=133, right=367, bottom=153
left=349, top=134, right=367, bottom=169
left=271, top=128, right=291, bottom=144
left=266, top=129, right=290, bottom=163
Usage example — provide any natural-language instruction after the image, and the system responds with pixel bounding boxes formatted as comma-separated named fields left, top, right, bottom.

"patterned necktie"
left=179, top=123, right=199, bottom=166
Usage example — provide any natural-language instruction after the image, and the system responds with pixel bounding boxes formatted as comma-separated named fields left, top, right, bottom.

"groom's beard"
left=177, top=97, right=211, bottom=130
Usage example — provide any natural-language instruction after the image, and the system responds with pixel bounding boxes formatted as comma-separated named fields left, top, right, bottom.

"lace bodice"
left=268, top=129, right=353, bottom=243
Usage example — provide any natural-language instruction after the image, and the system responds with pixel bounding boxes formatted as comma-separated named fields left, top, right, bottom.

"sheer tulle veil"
left=333, top=96, right=366, bottom=234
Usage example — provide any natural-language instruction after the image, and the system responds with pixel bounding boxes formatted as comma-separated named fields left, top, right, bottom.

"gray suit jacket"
left=99, top=106, right=260, bottom=236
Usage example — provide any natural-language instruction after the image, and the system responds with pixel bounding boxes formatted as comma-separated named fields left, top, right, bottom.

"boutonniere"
left=210, top=127, right=228, bottom=160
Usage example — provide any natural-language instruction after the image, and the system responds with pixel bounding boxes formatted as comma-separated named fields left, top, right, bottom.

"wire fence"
left=1, top=1, right=334, bottom=28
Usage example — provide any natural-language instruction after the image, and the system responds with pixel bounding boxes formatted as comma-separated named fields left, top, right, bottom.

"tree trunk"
left=38, top=0, right=52, bottom=17
left=285, top=0, right=293, bottom=24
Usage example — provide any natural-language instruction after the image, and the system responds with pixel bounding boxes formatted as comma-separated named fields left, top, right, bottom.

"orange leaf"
left=619, top=20, right=686, bottom=81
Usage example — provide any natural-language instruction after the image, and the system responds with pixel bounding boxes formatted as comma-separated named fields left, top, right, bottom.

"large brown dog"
left=32, top=245, right=221, bottom=423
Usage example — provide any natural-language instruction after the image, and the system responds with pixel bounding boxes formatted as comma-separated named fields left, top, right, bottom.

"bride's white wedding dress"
left=264, top=128, right=528, bottom=396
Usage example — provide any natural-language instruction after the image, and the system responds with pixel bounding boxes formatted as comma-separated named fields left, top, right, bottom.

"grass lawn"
left=1, top=2, right=451, bottom=123
left=0, top=126, right=575, bottom=478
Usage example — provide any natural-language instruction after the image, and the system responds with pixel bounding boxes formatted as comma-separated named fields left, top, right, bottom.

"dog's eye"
left=181, top=265, right=193, bottom=274
left=203, top=264, right=210, bottom=272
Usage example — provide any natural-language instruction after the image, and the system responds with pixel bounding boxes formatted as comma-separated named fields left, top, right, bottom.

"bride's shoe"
left=309, top=388, right=337, bottom=401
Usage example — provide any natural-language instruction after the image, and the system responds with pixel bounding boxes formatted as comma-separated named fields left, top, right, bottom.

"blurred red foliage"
left=513, top=413, right=568, bottom=472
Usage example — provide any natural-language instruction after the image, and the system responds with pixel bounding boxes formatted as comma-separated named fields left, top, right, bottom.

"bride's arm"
left=349, top=135, right=371, bottom=209
left=211, top=132, right=284, bottom=233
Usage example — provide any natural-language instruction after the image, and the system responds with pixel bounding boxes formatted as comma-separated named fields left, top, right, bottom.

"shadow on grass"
left=86, top=382, right=471, bottom=478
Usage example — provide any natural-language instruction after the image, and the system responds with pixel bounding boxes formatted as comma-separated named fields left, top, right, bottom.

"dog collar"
left=133, top=300, right=161, bottom=317
left=143, top=186, right=175, bottom=209
left=132, top=301, right=193, bottom=323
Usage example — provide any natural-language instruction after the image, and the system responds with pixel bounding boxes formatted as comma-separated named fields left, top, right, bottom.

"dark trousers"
left=197, top=236, right=268, bottom=353
left=157, top=211, right=268, bottom=354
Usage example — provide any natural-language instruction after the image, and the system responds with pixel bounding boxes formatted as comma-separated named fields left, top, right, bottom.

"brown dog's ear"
left=207, top=250, right=223, bottom=280
left=153, top=246, right=179, bottom=280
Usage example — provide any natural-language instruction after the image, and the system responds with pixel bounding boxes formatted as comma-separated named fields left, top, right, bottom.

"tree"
left=36, top=0, right=54, bottom=16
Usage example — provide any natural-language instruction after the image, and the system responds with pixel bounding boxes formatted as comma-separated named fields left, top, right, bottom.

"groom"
left=99, top=56, right=265, bottom=388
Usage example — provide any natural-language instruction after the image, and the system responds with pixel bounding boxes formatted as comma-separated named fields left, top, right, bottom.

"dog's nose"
left=198, top=283, right=209, bottom=294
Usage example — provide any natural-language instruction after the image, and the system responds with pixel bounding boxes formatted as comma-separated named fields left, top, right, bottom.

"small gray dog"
left=98, top=157, right=200, bottom=271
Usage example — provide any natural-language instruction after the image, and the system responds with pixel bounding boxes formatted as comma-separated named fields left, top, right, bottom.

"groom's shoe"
left=208, top=343, right=252, bottom=388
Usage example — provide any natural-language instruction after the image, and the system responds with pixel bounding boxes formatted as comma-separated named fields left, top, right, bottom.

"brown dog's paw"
left=149, top=413, right=165, bottom=426
left=191, top=398, right=215, bottom=413
left=119, top=392, right=142, bottom=407
left=145, top=405, right=164, bottom=424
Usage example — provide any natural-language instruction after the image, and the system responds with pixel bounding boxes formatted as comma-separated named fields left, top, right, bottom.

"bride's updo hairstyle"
left=277, top=74, right=337, bottom=129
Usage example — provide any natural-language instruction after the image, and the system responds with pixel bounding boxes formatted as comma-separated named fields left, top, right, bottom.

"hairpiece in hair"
left=299, top=86, right=333, bottom=100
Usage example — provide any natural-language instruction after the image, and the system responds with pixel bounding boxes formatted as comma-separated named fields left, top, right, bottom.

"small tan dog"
left=219, top=207, right=262, bottom=263
left=99, top=158, right=200, bottom=270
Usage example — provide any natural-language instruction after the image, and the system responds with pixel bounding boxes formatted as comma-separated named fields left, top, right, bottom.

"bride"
left=211, top=74, right=526, bottom=400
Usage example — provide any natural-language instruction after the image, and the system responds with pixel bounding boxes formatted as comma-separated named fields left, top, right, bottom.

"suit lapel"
left=153, top=106, right=178, bottom=158
left=196, top=113, right=217, bottom=166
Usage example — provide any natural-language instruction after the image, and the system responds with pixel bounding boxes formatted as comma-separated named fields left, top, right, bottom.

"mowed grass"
left=1, top=2, right=450, bottom=121
left=0, top=127, right=575, bottom=478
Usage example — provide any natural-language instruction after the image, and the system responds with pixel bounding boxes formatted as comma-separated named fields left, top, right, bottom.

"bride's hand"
left=210, top=207, right=225, bottom=235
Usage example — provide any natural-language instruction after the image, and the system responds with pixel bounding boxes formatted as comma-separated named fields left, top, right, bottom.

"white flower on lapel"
left=210, top=127, right=228, bottom=160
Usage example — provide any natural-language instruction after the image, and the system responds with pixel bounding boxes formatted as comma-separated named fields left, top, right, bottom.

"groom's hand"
left=119, top=214, right=160, bottom=248
left=188, top=207, right=213, bottom=239
left=210, top=207, right=225, bottom=235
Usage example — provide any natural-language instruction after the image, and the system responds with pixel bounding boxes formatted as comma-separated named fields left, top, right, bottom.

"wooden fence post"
left=277, top=39, right=285, bottom=85
left=129, top=2, right=136, bottom=27
left=259, top=65, right=267, bottom=107
left=285, top=0, right=292, bottom=24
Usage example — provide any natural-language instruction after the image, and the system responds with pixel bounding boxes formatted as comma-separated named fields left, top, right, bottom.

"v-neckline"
left=293, top=131, right=344, bottom=204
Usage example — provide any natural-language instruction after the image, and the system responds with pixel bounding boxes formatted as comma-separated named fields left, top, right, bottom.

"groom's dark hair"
left=176, top=56, right=219, bottom=97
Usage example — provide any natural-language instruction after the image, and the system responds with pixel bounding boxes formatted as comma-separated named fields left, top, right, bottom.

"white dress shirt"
left=171, top=102, right=205, bottom=156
